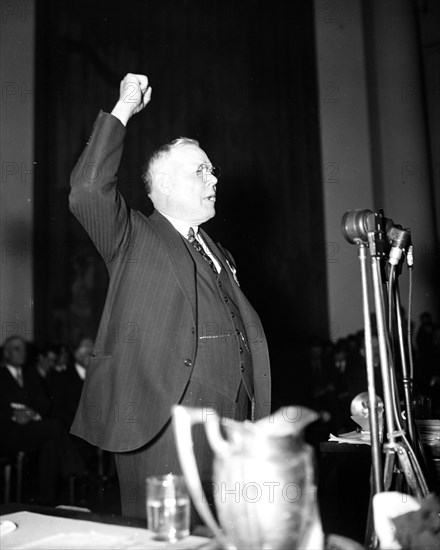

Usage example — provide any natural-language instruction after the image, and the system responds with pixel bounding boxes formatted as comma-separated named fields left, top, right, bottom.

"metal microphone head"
left=387, top=225, right=411, bottom=250
left=387, top=226, right=411, bottom=266
left=341, top=209, right=375, bottom=244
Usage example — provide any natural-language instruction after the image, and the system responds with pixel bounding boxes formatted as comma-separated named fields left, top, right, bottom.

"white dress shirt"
left=159, top=211, right=221, bottom=272
left=5, top=364, right=24, bottom=387
left=74, top=362, right=87, bottom=381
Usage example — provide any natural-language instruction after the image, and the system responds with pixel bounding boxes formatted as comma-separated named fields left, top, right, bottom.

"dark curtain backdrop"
left=34, top=0, right=328, bottom=407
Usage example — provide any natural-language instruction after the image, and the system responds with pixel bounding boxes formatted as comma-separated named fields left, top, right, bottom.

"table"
left=318, top=441, right=372, bottom=544
left=1, top=503, right=365, bottom=550
left=0, top=504, right=213, bottom=549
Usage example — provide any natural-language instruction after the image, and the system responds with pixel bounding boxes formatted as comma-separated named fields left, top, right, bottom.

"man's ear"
left=154, top=171, right=172, bottom=197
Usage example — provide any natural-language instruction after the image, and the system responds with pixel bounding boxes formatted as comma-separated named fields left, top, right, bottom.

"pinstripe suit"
left=69, top=111, right=271, bottom=461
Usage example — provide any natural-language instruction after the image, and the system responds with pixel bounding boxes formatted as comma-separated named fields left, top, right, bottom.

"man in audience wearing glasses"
left=69, top=73, right=271, bottom=520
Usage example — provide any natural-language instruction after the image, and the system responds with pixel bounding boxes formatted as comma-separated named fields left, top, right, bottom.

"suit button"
left=240, top=366, right=245, bottom=372
left=230, top=311, right=235, bottom=317
left=223, top=296, right=228, bottom=302
left=235, top=329, right=240, bottom=335
left=218, top=281, right=222, bottom=287
left=184, top=359, right=192, bottom=367
left=191, top=327, right=195, bottom=334
left=239, top=347, right=243, bottom=353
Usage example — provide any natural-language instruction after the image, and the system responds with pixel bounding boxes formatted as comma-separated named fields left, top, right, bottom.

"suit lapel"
left=2, top=365, right=22, bottom=389
left=200, top=229, right=238, bottom=286
left=149, top=210, right=197, bottom=321
left=201, top=230, right=251, bottom=319
left=147, top=213, right=264, bottom=355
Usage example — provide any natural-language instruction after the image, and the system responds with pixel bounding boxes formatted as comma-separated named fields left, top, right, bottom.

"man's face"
left=164, top=145, right=218, bottom=225
left=333, top=351, right=346, bottom=371
left=3, top=338, right=26, bottom=367
left=75, top=338, right=94, bottom=369
left=40, top=351, right=57, bottom=374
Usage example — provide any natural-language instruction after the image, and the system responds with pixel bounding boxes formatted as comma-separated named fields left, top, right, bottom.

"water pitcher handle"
left=172, top=405, right=234, bottom=550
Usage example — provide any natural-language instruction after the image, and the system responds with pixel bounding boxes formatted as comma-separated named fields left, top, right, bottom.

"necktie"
left=15, top=367, right=24, bottom=388
left=187, top=227, right=217, bottom=274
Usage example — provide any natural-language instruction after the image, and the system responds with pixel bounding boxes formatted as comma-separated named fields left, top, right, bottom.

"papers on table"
left=416, top=419, right=440, bottom=444
left=329, top=419, right=440, bottom=449
left=328, top=430, right=371, bottom=445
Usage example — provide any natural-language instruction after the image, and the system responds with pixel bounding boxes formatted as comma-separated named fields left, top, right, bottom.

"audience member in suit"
left=47, top=339, right=92, bottom=429
left=415, top=312, right=438, bottom=391
left=35, top=343, right=58, bottom=381
left=331, top=333, right=382, bottom=408
left=32, top=343, right=59, bottom=405
left=69, top=73, right=271, bottom=519
left=47, top=339, right=95, bottom=469
left=0, top=335, right=86, bottom=505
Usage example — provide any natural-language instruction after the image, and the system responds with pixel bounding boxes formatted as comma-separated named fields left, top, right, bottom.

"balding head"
left=142, top=137, right=200, bottom=196
left=142, top=139, right=219, bottom=226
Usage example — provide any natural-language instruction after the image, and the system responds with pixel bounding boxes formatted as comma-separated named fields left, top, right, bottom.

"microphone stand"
left=392, top=257, right=431, bottom=483
left=368, top=231, right=428, bottom=499
left=368, top=231, right=397, bottom=451
left=394, top=281, right=415, bottom=444
left=358, top=243, right=383, bottom=496
left=342, top=210, right=430, bottom=548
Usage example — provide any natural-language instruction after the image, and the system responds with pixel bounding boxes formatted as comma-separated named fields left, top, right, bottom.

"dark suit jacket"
left=0, top=364, right=51, bottom=430
left=69, top=112, right=271, bottom=452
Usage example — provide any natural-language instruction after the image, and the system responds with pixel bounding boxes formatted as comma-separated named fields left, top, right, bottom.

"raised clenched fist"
left=111, top=73, right=152, bottom=126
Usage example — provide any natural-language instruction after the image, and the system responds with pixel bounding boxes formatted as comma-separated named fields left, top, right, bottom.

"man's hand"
left=111, top=73, right=152, bottom=126
left=11, top=403, right=42, bottom=425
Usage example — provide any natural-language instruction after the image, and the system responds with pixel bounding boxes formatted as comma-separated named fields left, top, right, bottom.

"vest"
left=183, top=238, right=254, bottom=402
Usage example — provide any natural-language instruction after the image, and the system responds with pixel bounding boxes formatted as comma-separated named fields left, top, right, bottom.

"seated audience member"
left=35, top=343, right=58, bottom=380
left=73, top=337, right=93, bottom=380
left=54, top=343, right=74, bottom=372
left=47, top=339, right=95, bottom=468
left=33, top=343, right=59, bottom=401
left=328, top=340, right=352, bottom=429
left=47, top=340, right=91, bottom=429
left=294, top=338, right=339, bottom=438
left=295, top=338, right=331, bottom=405
left=350, top=332, right=383, bottom=399
left=415, top=313, right=437, bottom=389
left=0, top=335, right=86, bottom=505
left=414, top=323, right=440, bottom=417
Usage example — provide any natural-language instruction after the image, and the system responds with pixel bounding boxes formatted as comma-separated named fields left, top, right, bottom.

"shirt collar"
left=5, top=364, right=21, bottom=371
left=5, top=364, right=22, bottom=380
left=159, top=211, right=199, bottom=239
left=75, top=362, right=87, bottom=381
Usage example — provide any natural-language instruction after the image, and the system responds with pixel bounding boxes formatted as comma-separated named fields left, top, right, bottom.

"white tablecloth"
left=0, top=511, right=213, bottom=549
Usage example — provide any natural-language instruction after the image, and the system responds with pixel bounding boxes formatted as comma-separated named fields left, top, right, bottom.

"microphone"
left=341, top=209, right=411, bottom=266
left=341, top=209, right=375, bottom=244
left=387, top=225, right=411, bottom=266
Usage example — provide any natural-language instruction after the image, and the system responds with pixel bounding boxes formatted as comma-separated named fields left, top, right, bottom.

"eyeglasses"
left=195, top=164, right=221, bottom=183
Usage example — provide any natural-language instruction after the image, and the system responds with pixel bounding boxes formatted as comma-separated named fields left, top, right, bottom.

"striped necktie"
left=187, top=227, right=217, bottom=273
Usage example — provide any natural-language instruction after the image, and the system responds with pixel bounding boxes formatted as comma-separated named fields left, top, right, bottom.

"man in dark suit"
left=0, top=336, right=85, bottom=504
left=70, top=73, right=271, bottom=519
left=48, top=340, right=91, bottom=431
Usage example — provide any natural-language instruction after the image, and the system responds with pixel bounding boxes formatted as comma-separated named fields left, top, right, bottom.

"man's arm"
left=69, top=74, right=152, bottom=263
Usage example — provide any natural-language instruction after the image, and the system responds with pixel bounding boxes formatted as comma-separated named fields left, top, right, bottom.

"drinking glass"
left=146, top=474, right=190, bottom=541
